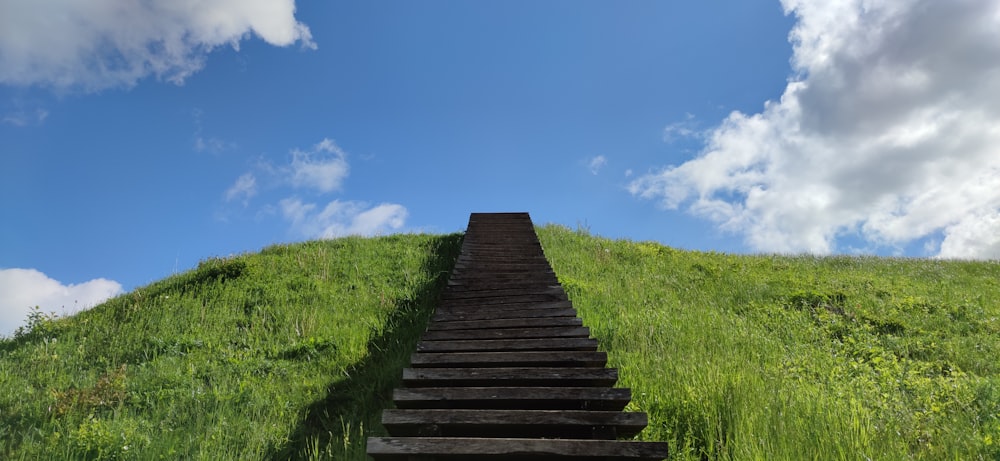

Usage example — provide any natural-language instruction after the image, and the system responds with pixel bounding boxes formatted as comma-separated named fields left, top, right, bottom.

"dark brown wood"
left=402, top=367, right=617, bottom=387
left=433, top=300, right=574, bottom=313
left=426, top=316, right=583, bottom=331
left=421, top=326, right=590, bottom=341
left=438, top=293, right=568, bottom=306
left=367, top=212, right=667, bottom=460
left=416, top=337, right=598, bottom=353
left=392, top=387, right=630, bottom=410
left=409, top=351, right=607, bottom=368
left=442, top=285, right=565, bottom=297
left=382, top=409, right=647, bottom=439
left=432, top=307, right=578, bottom=322
left=368, top=437, right=668, bottom=460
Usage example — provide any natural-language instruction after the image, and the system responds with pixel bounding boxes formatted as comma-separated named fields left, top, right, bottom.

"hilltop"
left=1, top=226, right=998, bottom=460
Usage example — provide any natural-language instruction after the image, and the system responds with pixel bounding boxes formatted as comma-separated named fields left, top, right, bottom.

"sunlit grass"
left=538, top=224, right=1000, bottom=461
left=0, top=233, right=461, bottom=460
left=4, top=224, right=997, bottom=460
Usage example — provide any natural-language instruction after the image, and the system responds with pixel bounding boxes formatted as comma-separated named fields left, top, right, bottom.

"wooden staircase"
left=367, top=212, right=668, bottom=460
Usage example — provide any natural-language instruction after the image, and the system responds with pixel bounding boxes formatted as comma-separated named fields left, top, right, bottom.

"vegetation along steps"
left=367, top=212, right=668, bottom=460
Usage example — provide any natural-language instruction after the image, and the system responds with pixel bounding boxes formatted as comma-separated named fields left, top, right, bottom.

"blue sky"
left=3, top=0, right=1000, bottom=335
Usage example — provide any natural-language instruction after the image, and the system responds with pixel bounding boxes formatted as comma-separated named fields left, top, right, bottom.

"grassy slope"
left=0, top=233, right=461, bottom=460
left=3, top=225, right=998, bottom=460
left=537, top=224, right=1000, bottom=460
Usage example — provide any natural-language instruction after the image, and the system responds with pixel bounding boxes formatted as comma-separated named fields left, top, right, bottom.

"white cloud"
left=192, top=108, right=236, bottom=154
left=588, top=155, right=608, bottom=175
left=2, top=108, right=48, bottom=126
left=630, top=0, right=1000, bottom=259
left=195, top=136, right=236, bottom=154
left=0, top=0, right=314, bottom=91
left=662, top=113, right=700, bottom=143
left=225, top=173, right=257, bottom=205
left=0, top=268, right=123, bottom=337
left=290, top=138, right=349, bottom=193
left=280, top=198, right=408, bottom=239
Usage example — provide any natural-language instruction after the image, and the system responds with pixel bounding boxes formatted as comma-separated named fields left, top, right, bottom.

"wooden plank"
left=367, top=213, right=666, bottom=461
left=401, top=367, right=617, bottom=387
left=381, top=409, right=647, bottom=439
left=367, top=437, right=667, bottom=460
left=437, top=294, right=568, bottom=308
left=426, top=316, right=582, bottom=331
left=416, top=337, right=598, bottom=353
left=435, top=300, right=574, bottom=312
left=440, top=286, right=565, bottom=300
left=431, top=307, right=578, bottom=322
left=392, top=386, right=630, bottom=411
left=421, top=326, right=590, bottom=341
left=444, top=283, right=563, bottom=293
left=409, top=351, right=607, bottom=368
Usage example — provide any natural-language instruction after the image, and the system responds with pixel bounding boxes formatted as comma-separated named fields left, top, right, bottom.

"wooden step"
left=402, top=367, right=617, bottom=387
left=441, top=286, right=566, bottom=300
left=392, top=387, right=631, bottom=410
left=409, top=351, right=607, bottom=368
left=434, top=300, right=574, bottom=313
left=367, top=212, right=669, bottom=461
left=426, top=316, right=583, bottom=331
left=416, top=337, right=598, bottom=353
left=421, top=326, right=590, bottom=341
left=368, top=437, right=668, bottom=460
left=432, top=307, right=577, bottom=322
left=438, top=293, right=567, bottom=306
left=382, top=409, right=647, bottom=439
left=445, top=281, right=562, bottom=291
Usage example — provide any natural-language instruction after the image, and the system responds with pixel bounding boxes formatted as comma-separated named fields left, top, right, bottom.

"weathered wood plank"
left=392, top=386, right=630, bottom=411
left=409, top=351, right=606, bottom=368
left=445, top=281, right=561, bottom=291
left=440, top=293, right=567, bottom=305
left=416, top=337, right=598, bottom=353
left=382, top=409, right=647, bottom=439
left=434, top=300, right=574, bottom=312
left=367, top=213, right=667, bottom=461
left=421, top=326, right=590, bottom=341
left=440, top=286, right=566, bottom=300
left=426, top=316, right=582, bottom=331
left=367, top=437, right=668, bottom=460
left=431, top=307, right=578, bottom=322
left=401, top=367, right=617, bottom=387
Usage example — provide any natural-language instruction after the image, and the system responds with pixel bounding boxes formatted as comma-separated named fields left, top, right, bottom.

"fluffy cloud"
left=289, top=138, right=349, bottom=193
left=630, top=0, right=1000, bottom=259
left=0, top=268, right=123, bottom=337
left=0, top=0, right=314, bottom=90
left=280, top=199, right=408, bottom=238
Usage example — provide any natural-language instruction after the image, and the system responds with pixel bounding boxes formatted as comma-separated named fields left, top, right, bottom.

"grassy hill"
left=2, top=225, right=998, bottom=460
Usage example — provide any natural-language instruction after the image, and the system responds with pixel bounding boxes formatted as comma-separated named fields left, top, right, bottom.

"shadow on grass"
left=268, top=233, right=462, bottom=461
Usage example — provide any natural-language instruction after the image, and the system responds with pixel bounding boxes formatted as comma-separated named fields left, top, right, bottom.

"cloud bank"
left=0, top=0, right=314, bottom=90
left=630, top=0, right=1000, bottom=259
left=0, top=268, right=122, bottom=336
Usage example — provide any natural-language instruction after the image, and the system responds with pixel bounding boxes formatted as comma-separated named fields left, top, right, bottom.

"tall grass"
left=538, top=224, right=999, bottom=460
left=0, top=233, right=461, bottom=460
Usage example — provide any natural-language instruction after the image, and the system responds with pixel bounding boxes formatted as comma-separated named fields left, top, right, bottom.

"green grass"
left=0, top=233, right=461, bottom=460
left=3, top=224, right=998, bottom=460
left=537, top=224, right=1000, bottom=461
